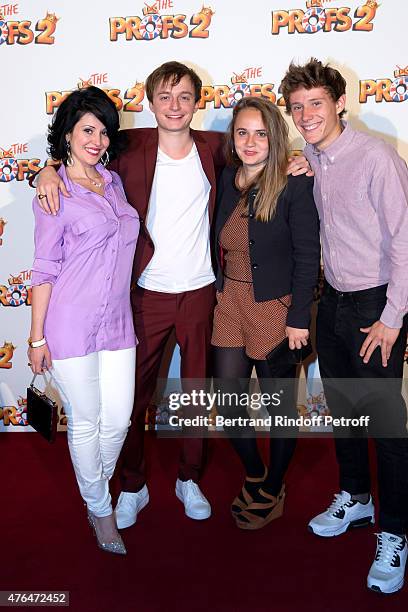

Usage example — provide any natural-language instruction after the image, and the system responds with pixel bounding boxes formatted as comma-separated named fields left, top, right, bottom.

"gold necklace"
left=67, top=170, right=103, bottom=188
left=87, top=177, right=103, bottom=188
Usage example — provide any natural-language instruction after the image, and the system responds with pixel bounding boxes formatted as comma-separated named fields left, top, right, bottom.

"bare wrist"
left=30, top=330, right=44, bottom=340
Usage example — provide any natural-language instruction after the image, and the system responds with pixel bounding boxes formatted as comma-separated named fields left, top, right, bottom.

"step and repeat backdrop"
left=0, top=0, right=407, bottom=431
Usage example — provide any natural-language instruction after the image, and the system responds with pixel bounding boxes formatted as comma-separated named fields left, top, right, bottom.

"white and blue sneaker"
left=308, top=490, right=375, bottom=537
left=368, top=532, right=407, bottom=594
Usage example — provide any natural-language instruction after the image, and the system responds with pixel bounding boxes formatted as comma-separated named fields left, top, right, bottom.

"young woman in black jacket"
left=211, top=96, right=320, bottom=529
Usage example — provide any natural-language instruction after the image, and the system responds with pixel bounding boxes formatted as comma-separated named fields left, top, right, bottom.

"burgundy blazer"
left=109, top=128, right=225, bottom=282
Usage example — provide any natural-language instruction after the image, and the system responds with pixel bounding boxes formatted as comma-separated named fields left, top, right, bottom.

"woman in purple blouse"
left=28, top=87, right=139, bottom=555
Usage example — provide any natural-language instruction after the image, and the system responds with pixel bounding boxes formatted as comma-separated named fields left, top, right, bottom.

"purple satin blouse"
left=31, top=164, right=139, bottom=359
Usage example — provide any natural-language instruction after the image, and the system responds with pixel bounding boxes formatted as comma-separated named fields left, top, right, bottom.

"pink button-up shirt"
left=305, top=122, right=408, bottom=328
left=31, top=164, right=140, bottom=359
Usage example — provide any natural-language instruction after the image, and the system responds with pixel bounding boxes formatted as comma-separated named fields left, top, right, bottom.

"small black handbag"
left=27, top=374, right=58, bottom=443
left=266, top=337, right=313, bottom=372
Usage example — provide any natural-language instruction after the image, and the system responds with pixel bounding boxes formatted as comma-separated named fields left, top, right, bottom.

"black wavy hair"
left=47, top=86, right=127, bottom=164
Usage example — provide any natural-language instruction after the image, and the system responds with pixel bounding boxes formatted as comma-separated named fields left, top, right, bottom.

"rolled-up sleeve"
left=31, top=198, right=64, bottom=286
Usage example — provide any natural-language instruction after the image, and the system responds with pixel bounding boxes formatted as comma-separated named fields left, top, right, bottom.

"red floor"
left=2, top=433, right=407, bottom=611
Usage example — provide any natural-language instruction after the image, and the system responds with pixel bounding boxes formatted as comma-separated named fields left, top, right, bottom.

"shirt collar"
left=306, top=120, right=354, bottom=165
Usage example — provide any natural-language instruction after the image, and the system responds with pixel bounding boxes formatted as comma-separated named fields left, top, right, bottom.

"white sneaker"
left=308, top=490, right=375, bottom=537
left=367, top=532, right=407, bottom=594
left=175, top=479, right=211, bottom=520
left=114, top=485, right=149, bottom=529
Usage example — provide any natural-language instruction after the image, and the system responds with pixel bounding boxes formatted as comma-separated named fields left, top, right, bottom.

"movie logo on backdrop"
left=0, top=145, right=42, bottom=182
left=0, top=397, right=28, bottom=427
left=46, top=67, right=297, bottom=115
left=200, top=67, right=279, bottom=109
left=360, top=65, right=408, bottom=104
left=0, top=271, right=32, bottom=308
left=0, top=373, right=29, bottom=428
left=0, top=4, right=58, bottom=46
left=109, top=2, right=214, bottom=41
left=46, top=75, right=146, bottom=115
left=0, top=341, right=16, bottom=369
left=271, top=0, right=379, bottom=35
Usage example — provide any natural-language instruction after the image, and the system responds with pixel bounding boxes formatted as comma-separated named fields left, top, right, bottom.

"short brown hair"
left=281, top=58, right=347, bottom=118
left=145, top=61, right=202, bottom=103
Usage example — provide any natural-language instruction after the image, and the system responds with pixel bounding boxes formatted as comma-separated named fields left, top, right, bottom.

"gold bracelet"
left=28, top=337, right=47, bottom=348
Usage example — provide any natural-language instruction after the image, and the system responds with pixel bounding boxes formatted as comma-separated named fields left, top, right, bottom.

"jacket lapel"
left=143, top=128, right=159, bottom=221
left=192, top=130, right=217, bottom=223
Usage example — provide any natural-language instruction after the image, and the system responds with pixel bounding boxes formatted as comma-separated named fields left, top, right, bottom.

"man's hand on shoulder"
left=287, top=154, right=314, bottom=177
left=359, top=320, right=400, bottom=367
left=36, top=165, right=70, bottom=215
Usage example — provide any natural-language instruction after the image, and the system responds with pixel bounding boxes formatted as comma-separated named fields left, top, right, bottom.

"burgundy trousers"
left=119, top=283, right=216, bottom=492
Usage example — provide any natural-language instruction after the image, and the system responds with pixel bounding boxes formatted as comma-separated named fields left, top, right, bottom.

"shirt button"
left=331, top=249, right=336, bottom=255
left=249, top=213, right=255, bottom=219
left=323, top=165, right=328, bottom=171
left=249, top=240, right=255, bottom=246
left=337, top=276, right=342, bottom=281
left=107, top=276, right=111, bottom=280
left=323, top=195, right=327, bottom=201
left=252, top=263, right=258, bottom=270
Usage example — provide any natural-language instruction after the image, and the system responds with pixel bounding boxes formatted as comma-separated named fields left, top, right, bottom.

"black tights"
left=212, top=346, right=298, bottom=496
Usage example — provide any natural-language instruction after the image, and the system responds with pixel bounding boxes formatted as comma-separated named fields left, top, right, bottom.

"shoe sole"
left=308, top=515, right=375, bottom=538
left=96, top=542, right=127, bottom=556
left=231, top=500, right=247, bottom=517
left=235, top=497, right=284, bottom=530
left=115, top=494, right=149, bottom=530
left=368, top=578, right=405, bottom=595
left=175, top=490, right=211, bottom=520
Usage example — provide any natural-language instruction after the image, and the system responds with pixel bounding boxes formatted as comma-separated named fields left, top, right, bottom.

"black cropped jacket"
left=214, top=166, right=321, bottom=329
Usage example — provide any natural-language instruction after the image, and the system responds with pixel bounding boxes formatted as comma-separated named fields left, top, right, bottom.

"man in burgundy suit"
left=111, top=62, right=225, bottom=524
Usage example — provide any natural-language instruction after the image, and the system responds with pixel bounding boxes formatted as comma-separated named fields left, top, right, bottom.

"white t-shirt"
left=138, top=144, right=215, bottom=293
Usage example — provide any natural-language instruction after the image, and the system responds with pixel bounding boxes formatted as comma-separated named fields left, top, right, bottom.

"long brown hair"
left=225, top=96, right=289, bottom=222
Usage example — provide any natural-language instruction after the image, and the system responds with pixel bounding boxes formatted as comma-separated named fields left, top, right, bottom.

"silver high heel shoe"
left=87, top=511, right=127, bottom=555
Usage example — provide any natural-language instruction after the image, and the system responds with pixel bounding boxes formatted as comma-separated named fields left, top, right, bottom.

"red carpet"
left=2, top=433, right=406, bottom=611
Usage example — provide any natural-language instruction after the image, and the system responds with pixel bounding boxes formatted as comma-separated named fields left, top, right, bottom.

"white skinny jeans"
left=51, top=348, right=136, bottom=517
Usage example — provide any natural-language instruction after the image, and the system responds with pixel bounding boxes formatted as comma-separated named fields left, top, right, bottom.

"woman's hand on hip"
left=285, top=326, right=309, bottom=350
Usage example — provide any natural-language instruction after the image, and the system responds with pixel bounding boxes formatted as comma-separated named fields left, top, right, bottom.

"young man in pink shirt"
left=282, top=58, right=408, bottom=594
